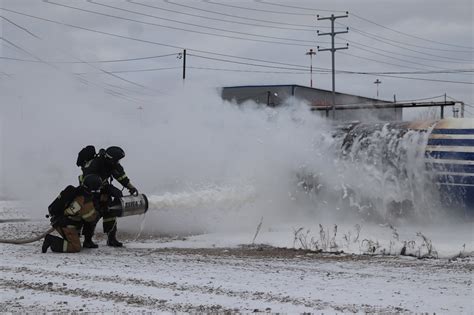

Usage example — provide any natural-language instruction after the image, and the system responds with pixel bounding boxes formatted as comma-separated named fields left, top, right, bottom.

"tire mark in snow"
left=0, top=278, right=232, bottom=313
left=0, top=266, right=410, bottom=313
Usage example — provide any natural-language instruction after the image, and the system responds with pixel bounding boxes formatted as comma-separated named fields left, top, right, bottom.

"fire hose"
left=0, top=194, right=148, bottom=245
left=0, top=227, right=55, bottom=244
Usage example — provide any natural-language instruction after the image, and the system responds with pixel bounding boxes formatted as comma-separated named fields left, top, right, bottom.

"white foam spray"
left=148, top=185, right=256, bottom=211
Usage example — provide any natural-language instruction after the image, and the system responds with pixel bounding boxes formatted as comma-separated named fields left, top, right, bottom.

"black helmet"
left=105, top=146, right=125, bottom=162
left=82, top=174, right=102, bottom=192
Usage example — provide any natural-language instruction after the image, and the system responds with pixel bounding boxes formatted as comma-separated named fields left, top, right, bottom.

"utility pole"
left=305, top=49, right=316, bottom=88
left=182, top=49, right=186, bottom=81
left=178, top=49, right=186, bottom=82
left=317, top=12, right=349, bottom=120
left=374, top=79, right=382, bottom=98
left=441, top=93, right=446, bottom=119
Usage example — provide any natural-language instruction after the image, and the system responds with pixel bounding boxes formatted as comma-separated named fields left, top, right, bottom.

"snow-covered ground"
left=1, top=202, right=473, bottom=313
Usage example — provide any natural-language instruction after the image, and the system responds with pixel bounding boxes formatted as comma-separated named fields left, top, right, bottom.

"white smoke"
left=0, top=63, right=453, bottom=237
left=0, top=64, right=341, bottom=234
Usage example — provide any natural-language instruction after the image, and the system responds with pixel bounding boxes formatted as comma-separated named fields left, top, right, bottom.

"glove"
left=127, top=183, right=138, bottom=196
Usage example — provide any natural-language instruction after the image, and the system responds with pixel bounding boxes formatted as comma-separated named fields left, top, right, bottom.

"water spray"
left=332, top=118, right=474, bottom=218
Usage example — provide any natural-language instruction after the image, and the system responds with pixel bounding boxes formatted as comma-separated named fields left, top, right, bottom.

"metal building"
left=221, top=84, right=402, bottom=121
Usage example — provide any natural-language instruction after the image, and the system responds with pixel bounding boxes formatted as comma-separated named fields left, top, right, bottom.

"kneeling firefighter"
left=77, top=145, right=138, bottom=248
left=42, top=174, right=102, bottom=253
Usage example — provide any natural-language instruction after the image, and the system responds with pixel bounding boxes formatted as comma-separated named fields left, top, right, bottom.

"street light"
left=305, top=49, right=317, bottom=88
left=374, top=79, right=382, bottom=98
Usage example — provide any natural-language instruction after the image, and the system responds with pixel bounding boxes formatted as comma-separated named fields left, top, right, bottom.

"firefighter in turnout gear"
left=79, top=146, right=138, bottom=248
left=42, top=174, right=102, bottom=253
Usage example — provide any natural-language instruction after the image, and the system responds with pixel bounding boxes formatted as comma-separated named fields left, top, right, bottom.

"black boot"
left=42, top=234, right=65, bottom=253
left=107, top=227, right=123, bottom=247
left=83, top=236, right=99, bottom=249
left=42, top=234, right=54, bottom=253
left=82, top=221, right=98, bottom=248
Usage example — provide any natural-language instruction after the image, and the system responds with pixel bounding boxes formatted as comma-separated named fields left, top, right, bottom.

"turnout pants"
left=82, top=184, right=123, bottom=237
left=46, top=226, right=82, bottom=253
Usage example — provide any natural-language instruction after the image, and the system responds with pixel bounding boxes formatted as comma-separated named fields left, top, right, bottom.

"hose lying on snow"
left=0, top=194, right=149, bottom=245
left=0, top=227, right=54, bottom=244
left=0, top=218, right=32, bottom=223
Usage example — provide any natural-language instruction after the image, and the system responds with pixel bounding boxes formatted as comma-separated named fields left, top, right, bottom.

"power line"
left=4, top=61, right=471, bottom=87
left=346, top=44, right=470, bottom=73
left=204, top=0, right=318, bottom=16
left=44, top=0, right=317, bottom=47
left=0, top=6, right=353, bottom=74
left=0, top=36, right=57, bottom=69
left=350, top=13, right=473, bottom=50
left=165, top=0, right=474, bottom=57
left=191, top=66, right=471, bottom=82
left=127, top=0, right=315, bottom=32
left=0, top=53, right=178, bottom=63
left=341, top=50, right=473, bottom=79
left=254, top=1, right=347, bottom=14
left=189, top=53, right=309, bottom=70
left=347, top=27, right=473, bottom=55
left=1, top=16, right=40, bottom=39
left=0, top=17, right=156, bottom=102
left=350, top=69, right=474, bottom=75
left=51, top=0, right=474, bottom=68
left=1, top=8, right=324, bottom=74
left=4, top=55, right=471, bottom=77
left=342, top=72, right=473, bottom=85
left=0, top=5, right=334, bottom=73
left=256, top=1, right=474, bottom=51
left=90, top=0, right=321, bottom=42
left=62, top=52, right=177, bottom=63
left=189, top=53, right=473, bottom=85
left=0, top=56, right=39, bottom=62
left=4, top=6, right=472, bottom=86
left=0, top=8, right=194, bottom=52
left=162, top=0, right=320, bottom=29
left=0, top=36, right=146, bottom=103
left=340, top=51, right=447, bottom=72
left=187, top=66, right=309, bottom=74
left=344, top=37, right=472, bottom=65
left=464, top=109, right=473, bottom=116
left=188, top=53, right=327, bottom=71
left=0, top=8, right=314, bottom=68
left=3, top=52, right=472, bottom=75
left=75, top=66, right=181, bottom=74
left=3, top=11, right=154, bottom=92
left=447, top=96, right=474, bottom=109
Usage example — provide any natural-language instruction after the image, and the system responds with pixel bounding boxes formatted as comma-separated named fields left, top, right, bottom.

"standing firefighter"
left=42, top=174, right=102, bottom=253
left=77, top=146, right=138, bottom=248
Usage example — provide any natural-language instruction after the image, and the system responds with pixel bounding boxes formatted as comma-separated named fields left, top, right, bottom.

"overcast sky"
left=1, top=0, right=473, bottom=116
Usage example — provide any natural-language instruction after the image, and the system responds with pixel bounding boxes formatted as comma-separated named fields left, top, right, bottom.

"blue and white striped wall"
left=425, top=118, right=474, bottom=215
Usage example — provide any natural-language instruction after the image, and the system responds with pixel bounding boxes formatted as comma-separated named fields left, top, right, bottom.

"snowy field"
left=1, top=0, right=473, bottom=312
left=2, top=87, right=472, bottom=314
left=1, top=202, right=472, bottom=313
